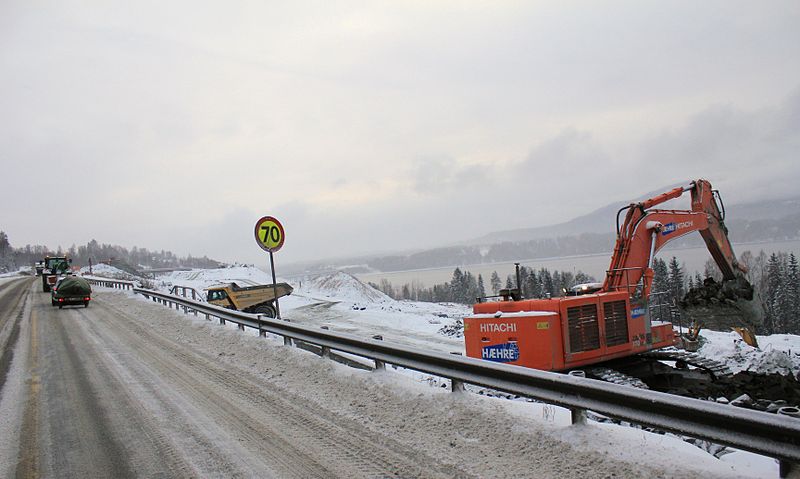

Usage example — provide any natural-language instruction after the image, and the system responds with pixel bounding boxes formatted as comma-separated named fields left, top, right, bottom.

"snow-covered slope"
left=80, top=263, right=138, bottom=280
left=162, top=265, right=279, bottom=289
left=300, top=272, right=393, bottom=304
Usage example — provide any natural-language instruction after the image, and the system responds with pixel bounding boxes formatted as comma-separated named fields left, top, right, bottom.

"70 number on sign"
left=260, top=224, right=281, bottom=244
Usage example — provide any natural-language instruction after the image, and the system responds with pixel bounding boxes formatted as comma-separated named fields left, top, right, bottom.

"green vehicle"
left=51, top=275, right=92, bottom=308
left=42, top=255, right=71, bottom=292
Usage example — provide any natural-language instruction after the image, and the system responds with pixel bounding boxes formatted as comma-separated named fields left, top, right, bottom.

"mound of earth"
left=305, top=272, right=392, bottom=304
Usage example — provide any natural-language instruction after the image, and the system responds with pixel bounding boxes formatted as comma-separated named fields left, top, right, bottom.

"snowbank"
left=698, top=330, right=800, bottom=377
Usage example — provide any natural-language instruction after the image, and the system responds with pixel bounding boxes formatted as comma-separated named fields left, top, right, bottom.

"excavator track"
left=638, top=347, right=734, bottom=380
left=589, top=368, right=650, bottom=389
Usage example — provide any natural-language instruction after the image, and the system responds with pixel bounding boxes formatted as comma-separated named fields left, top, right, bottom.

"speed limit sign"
left=254, top=216, right=285, bottom=253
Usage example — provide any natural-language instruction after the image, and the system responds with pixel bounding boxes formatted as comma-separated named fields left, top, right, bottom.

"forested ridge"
left=0, top=231, right=220, bottom=273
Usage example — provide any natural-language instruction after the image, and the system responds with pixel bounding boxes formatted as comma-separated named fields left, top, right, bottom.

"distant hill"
left=284, top=189, right=800, bottom=276
left=466, top=189, right=800, bottom=247
left=464, top=182, right=686, bottom=244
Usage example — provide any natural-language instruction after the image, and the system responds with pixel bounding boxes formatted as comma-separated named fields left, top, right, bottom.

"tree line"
left=0, top=231, right=220, bottom=273
left=369, top=265, right=596, bottom=305
left=369, top=248, right=800, bottom=335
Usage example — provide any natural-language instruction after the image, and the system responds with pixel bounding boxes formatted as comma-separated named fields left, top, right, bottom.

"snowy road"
left=0, top=281, right=758, bottom=478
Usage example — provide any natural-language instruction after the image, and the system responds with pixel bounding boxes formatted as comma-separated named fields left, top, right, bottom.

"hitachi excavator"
left=464, top=179, right=754, bottom=384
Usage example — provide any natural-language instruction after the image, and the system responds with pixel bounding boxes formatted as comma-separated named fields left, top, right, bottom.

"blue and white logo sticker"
left=481, top=342, right=520, bottom=362
left=661, top=221, right=693, bottom=236
left=631, top=306, right=646, bottom=318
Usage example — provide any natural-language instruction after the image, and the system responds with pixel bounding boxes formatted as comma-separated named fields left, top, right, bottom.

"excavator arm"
left=603, top=179, right=745, bottom=299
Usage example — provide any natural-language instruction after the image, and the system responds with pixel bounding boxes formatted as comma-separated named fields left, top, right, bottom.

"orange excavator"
left=464, top=179, right=752, bottom=376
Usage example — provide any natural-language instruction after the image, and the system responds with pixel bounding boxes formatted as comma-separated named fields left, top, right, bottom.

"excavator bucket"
left=680, top=274, right=765, bottom=333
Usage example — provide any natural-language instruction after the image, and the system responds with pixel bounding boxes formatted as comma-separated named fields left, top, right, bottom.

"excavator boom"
left=603, top=179, right=744, bottom=297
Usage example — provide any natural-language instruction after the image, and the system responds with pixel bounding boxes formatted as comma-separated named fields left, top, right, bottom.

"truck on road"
left=206, top=282, right=293, bottom=318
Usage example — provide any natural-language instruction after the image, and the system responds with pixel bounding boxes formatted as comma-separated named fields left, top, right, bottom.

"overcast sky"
left=2, top=1, right=799, bottom=266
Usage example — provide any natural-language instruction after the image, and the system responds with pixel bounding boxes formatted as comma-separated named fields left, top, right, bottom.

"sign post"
left=254, top=216, right=286, bottom=319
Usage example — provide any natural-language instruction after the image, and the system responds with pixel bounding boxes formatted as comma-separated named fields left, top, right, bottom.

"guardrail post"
left=205, top=313, right=210, bottom=321
left=451, top=379, right=465, bottom=393
left=283, top=335, right=293, bottom=347
left=372, top=335, right=386, bottom=371
left=568, top=370, right=587, bottom=425
left=321, top=345, right=331, bottom=358
left=257, top=315, right=267, bottom=337
left=778, top=407, right=799, bottom=477
left=238, top=323, right=245, bottom=331
left=449, top=352, right=465, bottom=392
left=219, top=317, right=226, bottom=325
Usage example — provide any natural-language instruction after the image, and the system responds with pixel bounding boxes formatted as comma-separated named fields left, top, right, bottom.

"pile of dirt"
left=682, top=275, right=754, bottom=305
left=679, top=276, right=764, bottom=331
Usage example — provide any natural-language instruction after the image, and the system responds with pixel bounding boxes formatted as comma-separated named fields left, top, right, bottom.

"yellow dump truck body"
left=206, top=282, right=293, bottom=317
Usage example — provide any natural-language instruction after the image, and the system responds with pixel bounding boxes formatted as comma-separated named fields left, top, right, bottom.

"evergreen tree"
left=527, top=269, right=542, bottom=298
left=490, top=271, right=502, bottom=295
left=477, top=274, right=486, bottom=299
left=0, top=231, right=9, bottom=258
left=786, top=253, right=800, bottom=334
left=401, top=284, right=411, bottom=300
left=765, top=253, right=784, bottom=334
left=464, top=271, right=479, bottom=303
left=540, top=268, right=554, bottom=297
left=552, top=271, right=562, bottom=296
left=450, top=268, right=465, bottom=303
left=667, top=256, right=685, bottom=303
left=0, top=231, right=10, bottom=272
left=652, top=258, right=669, bottom=294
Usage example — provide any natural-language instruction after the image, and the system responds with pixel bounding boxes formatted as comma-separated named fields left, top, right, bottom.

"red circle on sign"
left=254, top=216, right=285, bottom=252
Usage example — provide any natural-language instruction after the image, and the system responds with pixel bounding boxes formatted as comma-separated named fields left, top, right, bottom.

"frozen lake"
left=355, top=239, right=800, bottom=289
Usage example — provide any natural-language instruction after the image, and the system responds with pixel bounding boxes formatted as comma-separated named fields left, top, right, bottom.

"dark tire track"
left=0, top=278, right=34, bottom=396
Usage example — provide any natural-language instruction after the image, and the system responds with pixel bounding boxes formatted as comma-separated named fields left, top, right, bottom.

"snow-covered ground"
left=698, top=330, right=800, bottom=377
left=85, top=265, right=799, bottom=477
left=0, top=268, right=32, bottom=285
left=138, top=267, right=470, bottom=354
left=79, top=263, right=139, bottom=281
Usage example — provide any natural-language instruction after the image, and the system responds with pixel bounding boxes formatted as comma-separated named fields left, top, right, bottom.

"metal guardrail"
left=85, top=281, right=800, bottom=470
left=169, top=285, right=205, bottom=301
left=84, top=277, right=135, bottom=291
